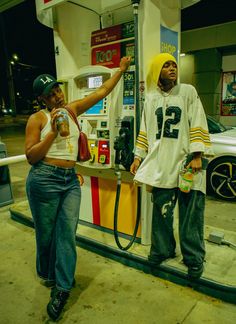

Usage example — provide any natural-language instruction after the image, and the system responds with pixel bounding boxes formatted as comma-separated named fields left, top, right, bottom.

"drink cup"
left=56, top=108, right=70, bottom=137
left=179, top=168, right=193, bottom=193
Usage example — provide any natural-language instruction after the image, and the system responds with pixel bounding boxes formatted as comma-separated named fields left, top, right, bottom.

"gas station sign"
left=36, top=0, right=66, bottom=9
left=91, top=21, right=135, bottom=68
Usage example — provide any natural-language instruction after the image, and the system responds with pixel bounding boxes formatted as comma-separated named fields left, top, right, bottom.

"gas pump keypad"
left=99, top=155, right=106, bottom=164
left=101, top=121, right=107, bottom=127
left=98, top=141, right=110, bottom=164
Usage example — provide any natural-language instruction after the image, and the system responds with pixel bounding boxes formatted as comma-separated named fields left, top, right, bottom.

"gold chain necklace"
left=66, top=136, right=74, bottom=154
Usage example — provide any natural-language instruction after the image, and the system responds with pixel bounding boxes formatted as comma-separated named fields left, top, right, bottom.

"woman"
left=25, top=56, right=131, bottom=321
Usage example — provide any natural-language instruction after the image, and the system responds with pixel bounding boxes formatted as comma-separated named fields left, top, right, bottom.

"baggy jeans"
left=150, top=188, right=205, bottom=267
left=26, top=161, right=81, bottom=292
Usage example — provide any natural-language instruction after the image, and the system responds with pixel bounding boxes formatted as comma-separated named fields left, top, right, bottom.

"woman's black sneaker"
left=47, top=288, right=70, bottom=321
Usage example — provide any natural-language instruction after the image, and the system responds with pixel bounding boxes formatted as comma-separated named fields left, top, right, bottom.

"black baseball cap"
left=33, top=74, right=63, bottom=97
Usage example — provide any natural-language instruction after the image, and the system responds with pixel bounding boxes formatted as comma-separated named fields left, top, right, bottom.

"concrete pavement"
left=1, top=203, right=236, bottom=324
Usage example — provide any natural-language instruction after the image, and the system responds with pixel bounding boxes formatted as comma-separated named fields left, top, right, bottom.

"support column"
left=193, top=49, right=222, bottom=119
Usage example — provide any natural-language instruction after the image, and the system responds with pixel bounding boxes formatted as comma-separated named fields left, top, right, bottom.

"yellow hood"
left=146, top=53, right=177, bottom=91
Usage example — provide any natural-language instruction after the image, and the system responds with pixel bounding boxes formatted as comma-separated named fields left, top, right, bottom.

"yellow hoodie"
left=146, top=53, right=177, bottom=91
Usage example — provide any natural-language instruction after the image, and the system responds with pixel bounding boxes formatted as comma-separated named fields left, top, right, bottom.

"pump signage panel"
left=92, top=43, right=121, bottom=68
left=84, top=99, right=104, bottom=115
left=40, top=0, right=65, bottom=7
left=91, top=21, right=135, bottom=68
left=91, top=21, right=134, bottom=46
left=160, top=25, right=178, bottom=61
left=91, top=24, right=122, bottom=46
left=123, top=71, right=135, bottom=106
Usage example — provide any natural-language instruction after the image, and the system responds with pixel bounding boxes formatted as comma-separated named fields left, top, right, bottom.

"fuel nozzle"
left=131, top=0, right=140, bottom=12
left=113, top=116, right=134, bottom=171
left=131, top=0, right=141, bottom=5
left=114, top=128, right=128, bottom=166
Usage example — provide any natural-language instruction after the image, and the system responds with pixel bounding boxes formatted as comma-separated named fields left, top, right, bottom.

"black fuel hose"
left=113, top=168, right=141, bottom=251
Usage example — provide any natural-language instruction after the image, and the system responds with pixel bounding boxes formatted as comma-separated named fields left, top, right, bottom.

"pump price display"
left=123, top=71, right=135, bottom=105
left=84, top=99, right=103, bottom=115
left=88, top=76, right=103, bottom=89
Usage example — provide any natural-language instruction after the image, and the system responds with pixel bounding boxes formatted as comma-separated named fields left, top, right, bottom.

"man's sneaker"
left=40, top=279, right=56, bottom=288
left=148, top=252, right=176, bottom=266
left=45, top=280, right=56, bottom=288
left=188, top=263, right=204, bottom=279
left=47, top=288, right=70, bottom=321
left=43, top=278, right=75, bottom=289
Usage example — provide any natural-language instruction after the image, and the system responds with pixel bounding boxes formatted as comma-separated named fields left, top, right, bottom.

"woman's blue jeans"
left=26, top=161, right=81, bottom=292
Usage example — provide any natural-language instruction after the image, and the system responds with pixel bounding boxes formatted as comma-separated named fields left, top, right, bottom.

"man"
left=130, top=53, right=213, bottom=279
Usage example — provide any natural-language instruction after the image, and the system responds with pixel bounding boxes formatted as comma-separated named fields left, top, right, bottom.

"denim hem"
left=38, top=274, right=56, bottom=282
left=56, top=285, right=71, bottom=293
left=38, top=274, right=49, bottom=281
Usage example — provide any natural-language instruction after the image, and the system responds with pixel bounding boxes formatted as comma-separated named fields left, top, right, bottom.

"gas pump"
left=70, top=63, right=140, bottom=248
left=114, top=116, right=134, bottom=171
left=71, top=63, right=136, bottom=170
left=69, top=19, right=141, bottom=251
left=113, top=0, right=142, bottom=250
left=70, top=64, right=141, bottom=250
left=72, top=65, right=122, bottom=169
left=113, top=116, right=141, bottom=250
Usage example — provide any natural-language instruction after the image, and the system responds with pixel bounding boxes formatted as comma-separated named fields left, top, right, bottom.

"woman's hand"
left=120, top=56, right=132, bottom=73
left=77, top=173, right=84, bottom=186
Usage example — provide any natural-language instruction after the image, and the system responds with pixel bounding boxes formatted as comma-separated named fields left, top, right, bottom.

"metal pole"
left=0, top=154, right=26, bottom=167
left=131, top=0, right=141, bottom=136
left=8, top=62, right=17, bottom=117
left=0, top=14, right=16, bottom=117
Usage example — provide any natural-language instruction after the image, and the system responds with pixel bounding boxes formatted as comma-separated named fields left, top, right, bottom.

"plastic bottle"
left=56, top=108, right=70, bottom=137
left=179, top=168, right=193, bottom=193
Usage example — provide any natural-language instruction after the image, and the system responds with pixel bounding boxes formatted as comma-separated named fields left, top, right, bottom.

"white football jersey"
left=134, top=84, right=213, bottom=193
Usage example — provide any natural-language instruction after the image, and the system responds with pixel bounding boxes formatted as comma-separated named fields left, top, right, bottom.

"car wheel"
left=207, top=156, right=236, bottom=201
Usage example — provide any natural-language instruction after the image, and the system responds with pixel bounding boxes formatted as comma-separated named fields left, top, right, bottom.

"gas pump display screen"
left=84, top=99, right=103, bottom=115
left=88, top=76, right=103, bottom=89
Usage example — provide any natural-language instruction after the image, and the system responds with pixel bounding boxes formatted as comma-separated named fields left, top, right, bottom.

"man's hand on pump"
left=130, top=157, right=141, bottom=175
left=186, top=152, right=203, bottom=173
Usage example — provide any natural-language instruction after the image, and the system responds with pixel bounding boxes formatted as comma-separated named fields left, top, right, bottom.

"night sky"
left=1, top=0, right=236, bottom=70
left=1, top=0, right=236, bottom=115
left=0, top=0, right=56, bottom=114
left=2, top=0, right=55, bottom=70
left=181, top=0, right=236, bottom=31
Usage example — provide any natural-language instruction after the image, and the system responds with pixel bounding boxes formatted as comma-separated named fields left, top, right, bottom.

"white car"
left=206, top=115, right=236, bottom=201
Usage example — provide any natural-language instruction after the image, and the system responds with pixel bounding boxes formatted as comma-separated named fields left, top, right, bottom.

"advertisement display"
left=36, top=0, right=66, bottom=9
left=160, top=25, right=178, bottom=61
left=91, top=21, right=135, bottom=68
left=42, top=0, right=65, bottom=6
left=221, top=71, right=236, bottom=116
